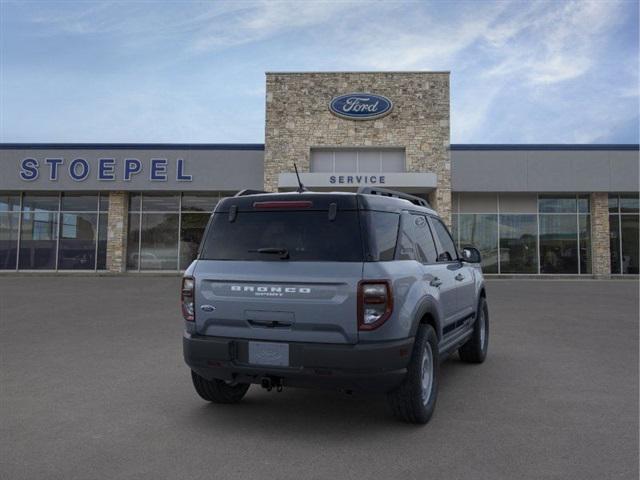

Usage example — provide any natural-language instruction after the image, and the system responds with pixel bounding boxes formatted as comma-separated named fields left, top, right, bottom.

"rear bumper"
left=183, top=333, right=414, bottom=393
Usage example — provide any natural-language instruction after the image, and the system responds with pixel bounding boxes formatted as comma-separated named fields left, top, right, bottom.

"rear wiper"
left=248, top=247, right=290, bottom=260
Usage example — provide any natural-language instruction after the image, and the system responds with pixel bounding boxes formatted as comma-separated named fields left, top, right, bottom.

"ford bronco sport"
left=182, top=187, right=488, bottom=424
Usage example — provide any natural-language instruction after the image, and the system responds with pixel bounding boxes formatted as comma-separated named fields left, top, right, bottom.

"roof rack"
left=234, top=189, right=268, bottom=197
left=357, top=187, right=431, bottom=208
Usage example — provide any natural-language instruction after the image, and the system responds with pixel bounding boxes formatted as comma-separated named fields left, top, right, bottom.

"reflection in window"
left=310, top=149, right=406, bottom=173
left=127, top=213, right=141, bottom=270
left=579, top=215, right=591, bottom=274
left=140, top=214, right=179, bottom=270
left=58, top=213, right=98, bottom=270
left=128, top=192, right=224, bottom=271
left=179, top=213, right=210, bottom=270
left=19, top=211, right=58, bottom=269
left=8, top=192, right=107, bottom=270
left=0, top=212, right=19, bottom=269
left=539, top=215, right=578, bottom=274
left=538, top=196, right=577, bottom=213
left=620, top=216, right=639, bottom=274
left=458, top=214, right=498, bottom=273
left=0, top=193, right=20, bottom=212
left=609, top=194, right=639, bottom=274
left=499, top=215, right=537, bottom=274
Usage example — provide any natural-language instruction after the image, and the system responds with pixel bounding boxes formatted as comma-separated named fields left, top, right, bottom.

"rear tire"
left=191, top=371, right=250, bottom=404
left=458, top=296, right=489, bottom=363
left=387, top=324, right=439, bottom=424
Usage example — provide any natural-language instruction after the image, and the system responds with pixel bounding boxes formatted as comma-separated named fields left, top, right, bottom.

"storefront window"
left=57, top=193, right=105, bottom=270
left=127, top=192, right=220, bottom=271
left=539, top=215, right=578, bottom=273
left=58, top=212, right=98, bottom=269
left=538, top=196, right=590, bottom=274
left=620, top=216, right=639, bottom=274
left=19, top=193, right=59, bottom=269
left=499, top=214, right=537, bottom=274
left=610, top=215, right=621, bottom=274
left=579, top=215, right=591, bottom=274
left=0, top=192, right=108, bottom=271
left=609, top=194, right=639, bottom=274
left=458, top=214, right=498, bottom=273
left=180, top=213, right=210, bottom=270
left=538, top=195, right=577, bottom=213
left=127, top=213, right=141, bottom=270
left=310, top=149, right=406, bottom=173
left=0, top=211, right=19, bottom=269
left=0, top=192, right=20, bottom=212
left=140, top=213, right=179, bottom=270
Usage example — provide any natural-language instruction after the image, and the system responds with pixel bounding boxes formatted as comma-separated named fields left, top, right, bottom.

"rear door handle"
left=429, top=277, right=442, bottom=287
left=455, top=273, right=465, bottom=281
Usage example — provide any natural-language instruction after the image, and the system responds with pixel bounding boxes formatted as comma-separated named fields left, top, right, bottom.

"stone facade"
left=591, top=192, right=611, bottom=277
left=106, top=191, right=129, bottom=272
left=264, top=72, right=452, bottom=225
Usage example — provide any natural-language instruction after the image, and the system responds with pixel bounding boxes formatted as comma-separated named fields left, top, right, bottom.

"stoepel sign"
left=19, top=157, right=192, bottom=182
left=329, top=93, right=393, bottom=120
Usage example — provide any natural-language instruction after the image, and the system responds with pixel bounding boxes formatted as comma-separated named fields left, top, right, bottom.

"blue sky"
left=1, top=0, right=638, bottom=144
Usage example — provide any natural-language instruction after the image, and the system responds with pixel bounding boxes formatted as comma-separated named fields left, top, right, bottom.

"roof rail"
left=357, top=187, right=431, bottom=208
left=234, top=189, right=268, bottom=197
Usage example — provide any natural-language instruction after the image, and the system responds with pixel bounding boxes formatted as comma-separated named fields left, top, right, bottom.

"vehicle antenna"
left=293, top=163, right=307, bottom=193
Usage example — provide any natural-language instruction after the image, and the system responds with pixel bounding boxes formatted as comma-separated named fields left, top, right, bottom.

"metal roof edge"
left=450, top=144, right=640, bottom=151
left=0, top=143, right=266, bottom=151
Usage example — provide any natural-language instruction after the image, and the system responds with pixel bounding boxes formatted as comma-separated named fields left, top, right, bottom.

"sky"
left=0, top=0, right=638, bottom=144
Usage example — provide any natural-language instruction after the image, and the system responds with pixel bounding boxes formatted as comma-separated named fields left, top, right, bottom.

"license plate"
left=248, top=341, right=289, bottom=367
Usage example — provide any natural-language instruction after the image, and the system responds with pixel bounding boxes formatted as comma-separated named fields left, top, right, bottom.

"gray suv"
left=182, top=187, right=488, bottom=424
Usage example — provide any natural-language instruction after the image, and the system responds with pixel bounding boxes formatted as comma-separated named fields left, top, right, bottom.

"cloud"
left=2, top=0, right=637, bottom=143
left=188, top=1, right=369, bottom=52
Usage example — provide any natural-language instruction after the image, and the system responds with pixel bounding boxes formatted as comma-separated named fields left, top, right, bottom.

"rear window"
left=201, top=211, right=363, bottom=262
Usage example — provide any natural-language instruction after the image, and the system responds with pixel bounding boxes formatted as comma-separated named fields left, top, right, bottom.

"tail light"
left=181, top=276, right=195, bottom=321
left=358, top=280, right=393, bottom=330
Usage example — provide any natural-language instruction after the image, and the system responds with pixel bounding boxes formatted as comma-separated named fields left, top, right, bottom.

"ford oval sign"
left=329, top=93, right=393, bottom=120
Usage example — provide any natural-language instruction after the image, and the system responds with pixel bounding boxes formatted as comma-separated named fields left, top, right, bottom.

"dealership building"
left=0, top=72, right=638, bottom=276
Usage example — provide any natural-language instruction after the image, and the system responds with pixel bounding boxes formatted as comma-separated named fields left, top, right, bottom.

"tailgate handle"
left=248, top=319, right=292, bottom=328
left=245, top=310, right=295, bottom=328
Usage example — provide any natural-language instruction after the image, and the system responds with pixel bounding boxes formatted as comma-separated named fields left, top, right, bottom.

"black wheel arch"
left=410, top=299, right=443, bottom=340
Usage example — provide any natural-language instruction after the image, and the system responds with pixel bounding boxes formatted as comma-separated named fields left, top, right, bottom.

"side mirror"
left=461, top=246, right=482, bottom=264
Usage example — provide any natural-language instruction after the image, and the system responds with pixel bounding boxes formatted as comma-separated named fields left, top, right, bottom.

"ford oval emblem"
left=200, top=305, right=215, bottom=312
left=329, top=93, right=393, bottom=120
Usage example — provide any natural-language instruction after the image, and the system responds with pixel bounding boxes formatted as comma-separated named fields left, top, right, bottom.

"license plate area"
left=248, top=341, right=289, bottom=367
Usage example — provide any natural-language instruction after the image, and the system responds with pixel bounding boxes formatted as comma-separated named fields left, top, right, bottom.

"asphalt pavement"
left=1, top=276, right=638, bottom=480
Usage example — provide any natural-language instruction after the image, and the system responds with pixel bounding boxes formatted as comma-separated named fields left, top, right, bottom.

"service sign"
left=329, top=93, right=393, bottom=120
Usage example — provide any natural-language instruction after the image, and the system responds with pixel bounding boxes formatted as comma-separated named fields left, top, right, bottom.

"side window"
left=397, top=219, right=416, bottom=260
left=412, top=215, right=438, bottom=263
left=429, top=217, right=458, bottom=262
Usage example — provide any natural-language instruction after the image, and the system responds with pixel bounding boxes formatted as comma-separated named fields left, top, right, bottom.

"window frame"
left=310, top=148, right=406, bottom=173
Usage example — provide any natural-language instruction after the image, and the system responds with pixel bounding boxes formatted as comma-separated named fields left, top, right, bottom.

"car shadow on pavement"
left=181, top=357, right=474, bottom=435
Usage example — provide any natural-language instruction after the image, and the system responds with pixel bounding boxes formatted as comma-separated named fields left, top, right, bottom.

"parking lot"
left=1, top=276, right=638, bottom=480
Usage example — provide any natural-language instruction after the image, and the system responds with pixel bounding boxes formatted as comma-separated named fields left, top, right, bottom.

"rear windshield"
left=201, top=211, right=363, bottom=261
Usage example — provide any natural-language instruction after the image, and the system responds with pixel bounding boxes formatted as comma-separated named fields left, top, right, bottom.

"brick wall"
left=591, top=192, right=611, bottom=277
left=106, top=191, right=129, bottom=272
left=264, top=72, right=451, bottom=224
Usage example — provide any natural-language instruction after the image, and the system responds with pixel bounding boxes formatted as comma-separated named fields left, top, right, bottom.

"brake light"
left=358, top=280, right=393, bottom=330
left=181, top=276, right=195, bottom=321
left=253, top=200, right=313, bottom=209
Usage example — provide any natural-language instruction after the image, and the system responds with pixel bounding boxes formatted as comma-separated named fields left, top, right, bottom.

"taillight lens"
left=358, top=280, right=393, bottom=330
left=181, top=276, right=195, bottom=321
